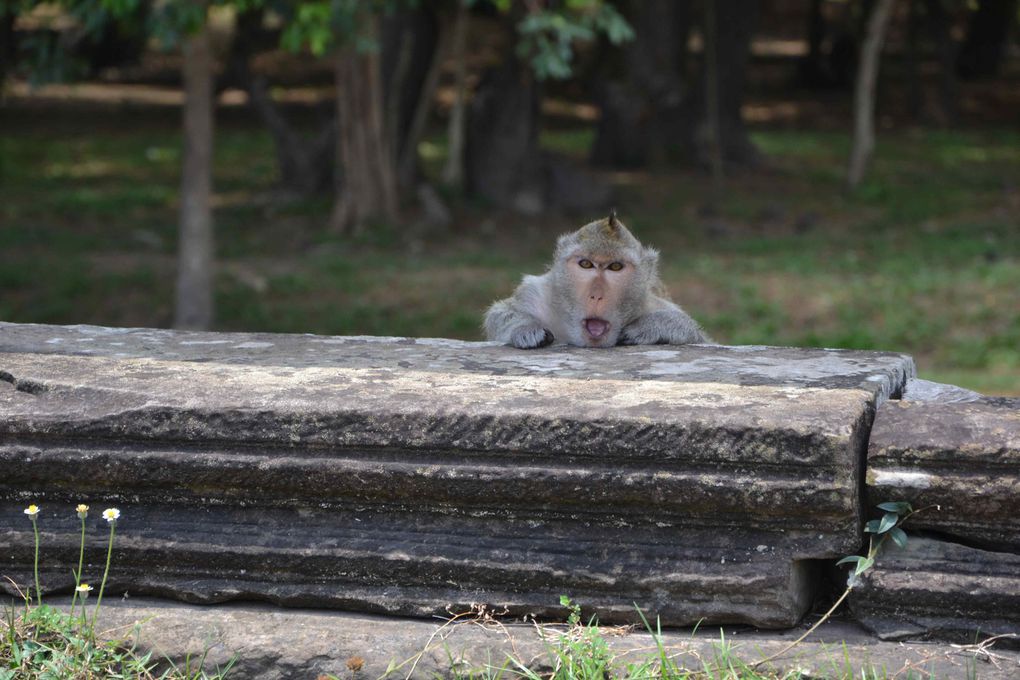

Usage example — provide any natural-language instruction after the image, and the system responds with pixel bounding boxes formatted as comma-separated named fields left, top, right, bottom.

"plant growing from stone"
left=22, top=504, right=41, bottom=607
left=446, top=503, right=933, bottom=679
left=1, top=503, right=231, bottom=679
left=747, top=501, right=933, bottom=671
left=68, top=504, right=89, bottom=618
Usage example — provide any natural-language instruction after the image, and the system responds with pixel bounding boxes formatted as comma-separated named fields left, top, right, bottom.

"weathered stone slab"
left=859, top=398, right=1020, bottom=642
left=37, top=597, right=1020, bottom=680
left=902, top=377, right=1019, bottom=407
left=866, top=400, right=1020, bottom=551
left=0, top=323, right=915, bottom=627
left=850, top=537, right=1020, bottom=644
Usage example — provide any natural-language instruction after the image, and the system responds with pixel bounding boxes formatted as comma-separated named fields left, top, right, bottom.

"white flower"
left=76, top=504, right=89, bottom=519
left=103, top=508, right=120, bottom=523
left=24, top=504, right=40, bottom=519
left=76, top=584, right=93, bottom=598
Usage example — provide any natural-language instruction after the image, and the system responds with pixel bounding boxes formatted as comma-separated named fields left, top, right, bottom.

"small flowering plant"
left=15, top=502, right=123, bottom=639
left=24, top=503, right=42, bottom=605
left=4, top=504, right=218, bottom=676
left=90, top=507, right=122, bottom=638
left=71, top=504, right=90, bottom=615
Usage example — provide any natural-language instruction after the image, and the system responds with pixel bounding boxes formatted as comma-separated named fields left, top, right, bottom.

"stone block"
left=850, top=537, right=1020, bottom=643
left=859, top=398, right=1020, bottom=641
left=867, top=400, right=1020, bottom=551
left=0, top=323, right=914, bottom=627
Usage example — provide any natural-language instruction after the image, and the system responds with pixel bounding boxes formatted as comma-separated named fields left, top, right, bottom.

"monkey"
left=484, top=212, right=710, bottom=349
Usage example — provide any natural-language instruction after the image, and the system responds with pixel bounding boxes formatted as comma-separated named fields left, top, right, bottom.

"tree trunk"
left=906, top=0, right=921, bottom=119
left=703, top=0, right=725, bottom=196
left=379, top=7, right=445, bottom=192
left=175, top=27, right=215, bottom=330
left=848, top=0, right=895, bottom=190
left=709, top=0, right=761, bottom=165
left=957, top=0, right=1018, bottom=79
left=798, top=0, right=827, bottom=86
left=225, top=9, right=334, bottom=195
left=465, top=55, right=542, bottom=211
left=246, top=73, right=335, bottom=194
left=590, top=0, right=692, bottom=168
left=330, top=16, right=399, bottom=234
left=441, top=1, right=469, bottom=189
left=0, top=7, right=15, bottom=96
left=590, top=0, right=760, bottom=168
left=923, top=0, right=958, bottom=124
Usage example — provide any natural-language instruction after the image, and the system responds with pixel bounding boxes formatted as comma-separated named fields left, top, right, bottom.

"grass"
left=0, top=108, right=1017, bottom=394
left=384, top=600, right=955, bottom=680
left=2, top=504, right=233, bottom=679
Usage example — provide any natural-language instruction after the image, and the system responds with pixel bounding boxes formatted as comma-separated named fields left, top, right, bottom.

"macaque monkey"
left=485, top=213, right=709, bottom=349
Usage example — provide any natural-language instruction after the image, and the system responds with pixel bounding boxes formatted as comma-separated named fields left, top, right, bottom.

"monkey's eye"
left=578, top=259, right=595, bottom=269
left=607, top=262, right=625, bottom=272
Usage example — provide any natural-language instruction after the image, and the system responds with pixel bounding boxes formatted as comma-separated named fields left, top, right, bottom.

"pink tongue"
left=585, top=318, right=610, bottom=338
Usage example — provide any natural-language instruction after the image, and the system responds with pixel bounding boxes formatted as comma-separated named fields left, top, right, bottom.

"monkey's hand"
left=484, top=297, right=555, bottom=349
left=619, top=309, right=708, bottom=346
left=510, top=326, right=555, bottom=349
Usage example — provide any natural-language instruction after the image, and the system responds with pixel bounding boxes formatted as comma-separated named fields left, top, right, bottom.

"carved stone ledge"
left=0, top=322, right=914, bottom=627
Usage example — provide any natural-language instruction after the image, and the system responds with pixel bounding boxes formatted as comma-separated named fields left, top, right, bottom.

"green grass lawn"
left=1, top=109, right=1017, bottom=394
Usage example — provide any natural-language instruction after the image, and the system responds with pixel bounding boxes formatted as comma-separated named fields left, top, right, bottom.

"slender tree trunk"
left=442, top=1, right=469, bottom=189
left=957, top=0, right=1018, bottom=78
left=923, top=0, right=958, bottom=124
left=799, top=0, right=827, bottom=86
left=703, top=0, right=725, bottom=199
left=712, top=0, right=760, bottom=165
left=225, top=10, right=334, bottom=194
left=0, top=7, right=16, bottom=101
left=465, top=55, right=542, bottom=211
left=906, top=0, right=921, bottom=119
left=175, top=27, right=215, bottom=330
left=330, top=16, right=399, bottom=233
left=848, top=0, right=895, bottom=190
left=396, top=23, right=445, bottom=191
left=246, top=73, right=334, bottom=193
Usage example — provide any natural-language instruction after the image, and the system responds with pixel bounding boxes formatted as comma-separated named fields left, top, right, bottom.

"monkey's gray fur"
left=484, top=213, right=710, bottom=349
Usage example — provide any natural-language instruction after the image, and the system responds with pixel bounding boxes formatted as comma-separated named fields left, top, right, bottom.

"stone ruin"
left=0, top=322, right=1017, bottom=673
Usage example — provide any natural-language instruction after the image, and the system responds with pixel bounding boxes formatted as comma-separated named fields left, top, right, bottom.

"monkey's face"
left=557, top=253, right=640, bottom=347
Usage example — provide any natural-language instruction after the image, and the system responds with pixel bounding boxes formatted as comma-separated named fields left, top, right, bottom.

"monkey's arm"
left=484, top=278, right=555, bottom=349
left=618, top=297, right=711, bottom=346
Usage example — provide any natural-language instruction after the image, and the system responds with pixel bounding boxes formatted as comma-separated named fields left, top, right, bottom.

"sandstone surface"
left=1, top=323, right=915, bottom=627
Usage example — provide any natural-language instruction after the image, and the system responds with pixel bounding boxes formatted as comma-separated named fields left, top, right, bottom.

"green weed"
left=1, top=504, right=233, bottom=680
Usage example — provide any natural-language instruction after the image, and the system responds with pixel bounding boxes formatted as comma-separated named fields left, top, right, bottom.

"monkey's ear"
left=641, top=246, right=660, bottom=272
left=554, top=231, right=579, bottom=259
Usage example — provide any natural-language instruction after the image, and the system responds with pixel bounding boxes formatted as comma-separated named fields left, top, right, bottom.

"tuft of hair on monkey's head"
left=560, top=210, right=642, bottom=259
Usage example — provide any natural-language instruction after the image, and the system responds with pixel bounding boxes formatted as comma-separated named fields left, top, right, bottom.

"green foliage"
left=279, top=1, right=337, bottom=55
left=145, top=0, right=208, bottom=49
left=840, top=501, right=918, bottom=588
left=515, top=0, right=634, bottom=80
left=6, top=0, right=633, bottom=77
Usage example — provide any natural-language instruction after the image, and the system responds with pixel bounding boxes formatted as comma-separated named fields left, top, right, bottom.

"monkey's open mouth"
left=583, top=318, right=611, bottom=339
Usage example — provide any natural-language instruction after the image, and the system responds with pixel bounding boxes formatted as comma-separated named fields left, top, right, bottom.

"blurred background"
left=0, top=0, right=1017, bottom=394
